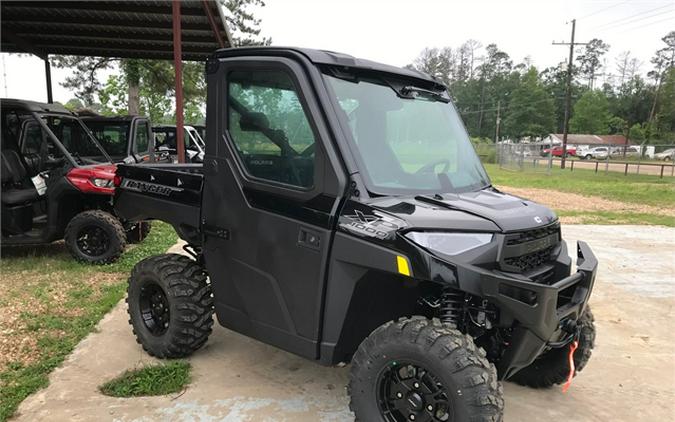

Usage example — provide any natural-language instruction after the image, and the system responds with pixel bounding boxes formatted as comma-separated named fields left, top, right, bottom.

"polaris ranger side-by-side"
left=1, top=99, right=143, bottom=263
left=114, top=47, right=597, bottom=421
left=81, top=115, right=170, bottom=165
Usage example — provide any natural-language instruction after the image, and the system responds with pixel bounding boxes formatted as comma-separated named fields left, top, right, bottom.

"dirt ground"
left=9, top=225, right=675, bottom=422
left=499, top=186, right=675, bottom=221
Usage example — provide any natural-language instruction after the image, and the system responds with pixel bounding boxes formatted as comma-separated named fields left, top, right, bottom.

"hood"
left=367, top=189, right=557, bottom=233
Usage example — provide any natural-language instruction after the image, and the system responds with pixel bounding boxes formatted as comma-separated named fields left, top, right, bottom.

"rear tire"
left=349, top=316, right=504, bottom=422
left=64, top=210, right=126, bottom=264
left=127, top=253, right=214, bottom=358
left=126, top=221, right=152, bottom=243
left=510, top=307, right=595, bottom=388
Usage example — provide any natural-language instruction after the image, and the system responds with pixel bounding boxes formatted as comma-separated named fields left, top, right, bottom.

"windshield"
left=84, top=121, right=131, bottom=160
left=325, top=73, right=489, bottom=194
left=41, top=115, right=110, bottom=165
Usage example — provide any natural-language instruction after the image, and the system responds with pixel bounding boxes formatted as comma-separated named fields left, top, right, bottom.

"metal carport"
left=1, top=0, right=233, bottom=162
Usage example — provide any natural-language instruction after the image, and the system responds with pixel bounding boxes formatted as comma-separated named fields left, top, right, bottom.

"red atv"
left=1, top=99, right=146, bottom=263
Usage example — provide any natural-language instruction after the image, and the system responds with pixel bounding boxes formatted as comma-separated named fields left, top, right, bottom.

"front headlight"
left=405, top=232, right=493, bottom=256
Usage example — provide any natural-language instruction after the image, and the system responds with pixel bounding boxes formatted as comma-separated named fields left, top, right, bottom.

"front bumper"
left=455, top=241, right=598, bottom=379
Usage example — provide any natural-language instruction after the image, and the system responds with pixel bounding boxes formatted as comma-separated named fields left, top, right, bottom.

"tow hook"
left=547, top=319, right=580, bottom=349
left=562, top=339, right=579, bottom=393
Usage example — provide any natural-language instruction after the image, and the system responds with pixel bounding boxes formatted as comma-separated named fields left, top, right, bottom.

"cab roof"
left=80, top=115, right=147, bottom=122
left=1, top=98, right=71, bottom=114
left=212, top=46, right=444, bottom=89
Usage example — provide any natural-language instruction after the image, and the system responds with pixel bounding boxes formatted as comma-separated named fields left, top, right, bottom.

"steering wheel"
left=415, top=159, right=450, bottom=175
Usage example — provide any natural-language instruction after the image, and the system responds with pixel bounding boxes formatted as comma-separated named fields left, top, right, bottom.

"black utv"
left=1, top=99, right=145, bottom=263
left=152, top=124, right=205, bottom=163
left=114, top=47, right=597, bottom=421
left=80, top=115, right=169, bottom=165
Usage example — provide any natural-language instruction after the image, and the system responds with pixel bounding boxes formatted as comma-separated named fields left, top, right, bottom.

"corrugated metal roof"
left=1, top=0, right=231, bottom=61
left=550, top=134, right=630, bottom=145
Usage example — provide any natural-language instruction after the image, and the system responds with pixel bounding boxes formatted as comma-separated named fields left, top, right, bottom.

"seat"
left=1, top=149, right=39, bottom=205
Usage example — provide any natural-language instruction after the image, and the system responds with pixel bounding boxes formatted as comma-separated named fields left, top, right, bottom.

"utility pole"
left=553, top=19, right=587, bottom=169
left=494, top=100, right=501, bottom=143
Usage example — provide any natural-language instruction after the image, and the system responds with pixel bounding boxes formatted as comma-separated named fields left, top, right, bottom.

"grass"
left=0, top=222, right=177, bottom=422
left=99, top=361, right=191, bottom=398
left=483, top=164, right=675, bottom=227
left=484, top=164, right=675, bottom=209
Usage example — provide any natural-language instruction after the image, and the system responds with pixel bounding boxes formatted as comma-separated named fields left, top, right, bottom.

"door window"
left=135, top=121, right=149, bottom=153
left=227, top=70, right=316, bottom=188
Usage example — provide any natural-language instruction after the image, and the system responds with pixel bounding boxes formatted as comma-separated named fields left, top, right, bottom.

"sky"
left=1, top=0, right=673, bottom=104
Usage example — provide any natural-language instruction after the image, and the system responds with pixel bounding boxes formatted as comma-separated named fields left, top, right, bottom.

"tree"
left=576, top=38, right=610, bottom=89
left=220, top=0, right=271, bottom=46
left=615, top=51, right=642, bottom=85
left=569, top=90, right=612, bottom=134
left=502, top=67, right=555, bottom=139
left=412, top=47, right=454, bottom=86
left=50, top=56, right=113, bottom=106
left=648, top=31, right=675, bottom=124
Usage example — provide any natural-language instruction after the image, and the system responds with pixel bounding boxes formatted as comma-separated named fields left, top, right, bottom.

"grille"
left=503, top=246, right=554, bottom=272
left=505, top=222, right=560, bottom=246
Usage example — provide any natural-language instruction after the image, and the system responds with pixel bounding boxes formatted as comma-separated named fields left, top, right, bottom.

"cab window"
left=135, top=121, right=149, bottom=153
left=226, top=70, right=316, bottom=189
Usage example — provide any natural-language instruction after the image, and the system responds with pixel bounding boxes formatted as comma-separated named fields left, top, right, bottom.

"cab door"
left=131, top=119, right=152, bottom=162
left=201, top=57, right=346, bottom=359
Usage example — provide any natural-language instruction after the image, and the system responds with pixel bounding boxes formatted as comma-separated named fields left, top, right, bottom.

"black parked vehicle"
left=1, top=99, right=142, bottom=263
left=152, top=124, right=204, bottom=163
left=81, top=115, right=169, bottom=165
left=114, top=47, right=598, bottom=421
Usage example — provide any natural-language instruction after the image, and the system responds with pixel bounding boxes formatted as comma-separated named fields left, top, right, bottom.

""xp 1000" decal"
left=339, top=209, right=404, bottom=240
left=121, top=178, right=183, bottom=197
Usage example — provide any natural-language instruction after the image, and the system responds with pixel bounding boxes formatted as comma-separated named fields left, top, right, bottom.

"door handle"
left=298, top=228, right=320, bottom=250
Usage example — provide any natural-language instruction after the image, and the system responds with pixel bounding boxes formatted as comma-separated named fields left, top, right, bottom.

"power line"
left=594, top=11, right=674, bottom=37
left=458, top=96, right=568, bottom=115
left=578, top=0, right=629, bottom=21
left=594, top=3, right=672, bottom=30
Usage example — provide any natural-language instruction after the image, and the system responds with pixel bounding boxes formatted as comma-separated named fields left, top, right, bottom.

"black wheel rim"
left=139, top=282, right=170, bottom=335
left=76, top=225, right=110, bottom=257
left=377, top=361, right=452, bottom=422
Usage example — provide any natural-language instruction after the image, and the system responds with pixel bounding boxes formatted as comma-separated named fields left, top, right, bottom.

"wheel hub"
left=76, top=225, right=110, bottom=257
left=377, top=362, right=451, bottom=422
left=139, top=283, right=170, bottom=335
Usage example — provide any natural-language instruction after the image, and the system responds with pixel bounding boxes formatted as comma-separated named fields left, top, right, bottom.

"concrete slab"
left=11, top=226, right=675, bottom=422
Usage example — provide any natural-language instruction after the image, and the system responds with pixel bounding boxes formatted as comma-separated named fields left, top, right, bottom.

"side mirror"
left=239, top=112, right=269, bottom=132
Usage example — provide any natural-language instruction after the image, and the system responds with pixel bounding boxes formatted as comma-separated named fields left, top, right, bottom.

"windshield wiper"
left=400, top=86, right=450, bottom=103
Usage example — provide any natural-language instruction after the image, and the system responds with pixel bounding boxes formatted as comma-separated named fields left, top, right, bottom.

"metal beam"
left=173, top=0, right=185, bottom=164
left=1, top=15, right=211, bottom=31
left=201, top=0, right=225, bottom=48
left=44, top=56, right=53, bottom=103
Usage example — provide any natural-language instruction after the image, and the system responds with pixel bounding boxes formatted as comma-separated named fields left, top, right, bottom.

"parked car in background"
left=152, top=124, right=204, bottom=163
left=1, top=99, right=146, bottom=264
left=541, top=145, right=576, bottom=157
left=578, top=146, right=609, bottom=160
left=610, top=146, right=640, bottom=159
left=654, top=148, right=674, bottom=161
left=81, top=115, right=169, bottom=164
